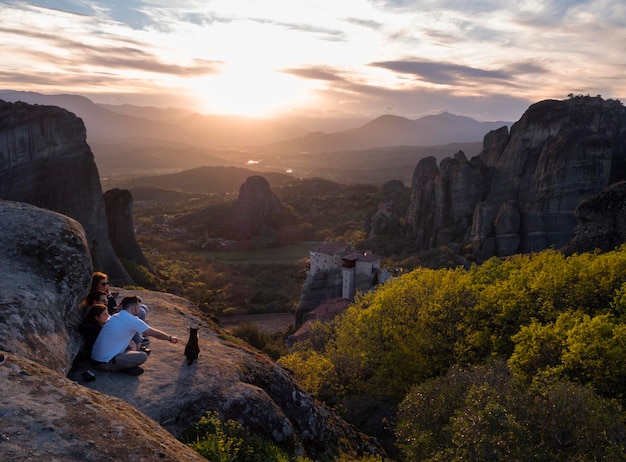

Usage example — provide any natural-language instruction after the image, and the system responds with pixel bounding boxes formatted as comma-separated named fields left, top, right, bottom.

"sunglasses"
left=100, top=281, right=109, bottom=286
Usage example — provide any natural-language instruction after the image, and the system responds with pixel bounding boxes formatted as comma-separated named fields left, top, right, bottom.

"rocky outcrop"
left=0, top=200, right=91, bottom=373
left=1, top=354, right=205, bottom=462
left=406, top=151, right=489, bottom=251
left=104, top=188, right=153, bottom=272
left=232, top=175, right=284, bottom=239
left=0, top=100, right=131, bottom=283
left=295, top=268, right=344, bottom=326
left=368, top=180, right=409, bottom=239
left=562, top=180, right=626, bottom=255
left=0, top=199, right=385, bottom=461
left=404, top=96, right=626, bottom=261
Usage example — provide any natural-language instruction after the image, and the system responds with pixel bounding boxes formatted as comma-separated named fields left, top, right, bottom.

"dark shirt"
left=78, top=321, right=102, bottom=356
left=107, top=294, right=118, bottom=314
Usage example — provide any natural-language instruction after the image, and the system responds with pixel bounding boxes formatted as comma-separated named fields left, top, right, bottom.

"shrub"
left=181, top=411, right=312, bottom=462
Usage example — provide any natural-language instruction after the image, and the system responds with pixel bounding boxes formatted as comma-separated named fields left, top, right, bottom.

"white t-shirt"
left=91, top=309, right=149, bottom=363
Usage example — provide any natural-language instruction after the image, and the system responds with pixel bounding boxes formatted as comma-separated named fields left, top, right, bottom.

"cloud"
left=282, top=67, right=346, bottom=82
left=345, top=17, right=383, bottom=29
left=0, top=24, right=220, bottom=78
left=5, top=0, right=96, bottom=16
left=370, top=60, right=511, bottom=85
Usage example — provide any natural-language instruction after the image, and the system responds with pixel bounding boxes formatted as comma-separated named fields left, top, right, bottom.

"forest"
left=280, top=247, right=626, bottom=461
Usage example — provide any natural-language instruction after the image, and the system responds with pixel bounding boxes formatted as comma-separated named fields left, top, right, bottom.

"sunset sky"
left=1, top=0, right=624, bottom=122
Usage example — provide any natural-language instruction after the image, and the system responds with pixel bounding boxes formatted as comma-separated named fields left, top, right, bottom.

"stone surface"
left=295, top=268, right=344, bottom=326
left=0, top=199, right=385, bottom=461
left=0, top=353, right=205, bottom=462
left=0, top=99, right=131, bottom=283
left=0, top=200, right=91, bottom=374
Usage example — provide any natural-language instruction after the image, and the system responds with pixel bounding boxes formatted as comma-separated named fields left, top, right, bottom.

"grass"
left=198, top=241, right=321, bottom=264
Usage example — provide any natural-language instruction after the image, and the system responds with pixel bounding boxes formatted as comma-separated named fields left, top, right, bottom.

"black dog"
left=184, top=327, right=200, bottom=365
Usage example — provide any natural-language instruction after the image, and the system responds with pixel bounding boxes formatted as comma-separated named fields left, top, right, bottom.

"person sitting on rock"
left=86, top=272, right=119, bottom=314
left=91, top=295, right=178, bottom=372
left=79, top=289, right=108, bottom=320
left=78, top=303, right=111, bottom=357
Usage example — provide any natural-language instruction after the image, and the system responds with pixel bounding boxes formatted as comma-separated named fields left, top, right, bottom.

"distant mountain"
left=0, top=90, right=308, bottom=148
left=0, top=90, right=511, bottom=152
left=98, top=103, right=195, bottom=121
left=0, top=90, right=511, bottom=184
left=0, top=90, right=192, bottom=145
left=261, top=113, right=511, bottom=154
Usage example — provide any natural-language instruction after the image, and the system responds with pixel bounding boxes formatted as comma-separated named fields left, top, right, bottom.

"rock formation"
left=295, top=268, right=344, bottom=325
left=562, top=180, right=626, bottom=255
left=171, top=174, right=290, bottom=243
left=0, top=199, right=385, bottom=461
left=232, top=175, right=284, bottom=239
left=402, top=96, right=626, bottom=261
left=0, top=99, right=131, bottom=283
left=104, top=188, right=154, bottom=272
left=368, top=179, right=410, bottom=239
left=0, top=200, right=91, bottom=372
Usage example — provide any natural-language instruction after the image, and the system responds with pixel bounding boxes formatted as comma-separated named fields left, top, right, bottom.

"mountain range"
left=0, top=90, right=511, bottom=184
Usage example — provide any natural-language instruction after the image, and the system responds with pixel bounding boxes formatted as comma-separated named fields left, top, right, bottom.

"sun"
left=193, top=68, right=315, bottom=118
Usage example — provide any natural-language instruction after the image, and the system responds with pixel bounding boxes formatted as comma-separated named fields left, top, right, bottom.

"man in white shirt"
left=91, top=295, right=178, bottom=372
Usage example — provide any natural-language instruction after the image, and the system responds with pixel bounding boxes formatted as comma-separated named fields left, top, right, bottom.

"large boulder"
left=0, top=200, right=91, bottom=374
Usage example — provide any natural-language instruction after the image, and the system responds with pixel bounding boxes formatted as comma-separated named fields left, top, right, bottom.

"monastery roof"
left=311, top=297, right=351, bottom=321
left=311, top=243, right=351, bottom=255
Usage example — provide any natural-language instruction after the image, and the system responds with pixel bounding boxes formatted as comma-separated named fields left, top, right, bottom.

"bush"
left=181, top=411, right=312, bottom=462
left=232, top=322, right=269, bottom=350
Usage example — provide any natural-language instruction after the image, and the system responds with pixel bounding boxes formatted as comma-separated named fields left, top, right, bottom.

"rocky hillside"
left=0, top=199, right=385, bottom=461
left=372, top=96, right=626, bottom=261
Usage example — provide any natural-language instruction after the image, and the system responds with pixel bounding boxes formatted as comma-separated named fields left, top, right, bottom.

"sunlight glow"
left=193, top=66, right=318, bottom=117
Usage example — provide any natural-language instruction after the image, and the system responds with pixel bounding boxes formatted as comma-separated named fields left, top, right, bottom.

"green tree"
left=396, top=360, right=626, bottom=461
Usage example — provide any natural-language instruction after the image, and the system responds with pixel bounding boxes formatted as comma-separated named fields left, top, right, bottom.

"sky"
left=1, top=0, right=625, bottom=122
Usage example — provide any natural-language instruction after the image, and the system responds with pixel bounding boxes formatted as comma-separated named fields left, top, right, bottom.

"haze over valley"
left=0, top=90, right=504, bottom=186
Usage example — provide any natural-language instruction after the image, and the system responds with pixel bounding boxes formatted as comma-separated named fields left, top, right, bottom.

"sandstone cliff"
left=402, top=96, right=626, bottom=260
left=0, top=199, right=385, bottom=461
left=0, top=100, right=131, bottom=283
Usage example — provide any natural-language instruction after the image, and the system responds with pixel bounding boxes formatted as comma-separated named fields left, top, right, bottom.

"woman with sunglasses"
left=87, top=272, right=119, bottom=314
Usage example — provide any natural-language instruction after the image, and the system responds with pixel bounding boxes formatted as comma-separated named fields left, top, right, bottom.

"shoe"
left=141, top=337, right=150, bottom=345
left=120, top=366, right=144, bottom=376
left=0, top=353, right=5, bottom=365
left=140, top=345, right=151, bottom=356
